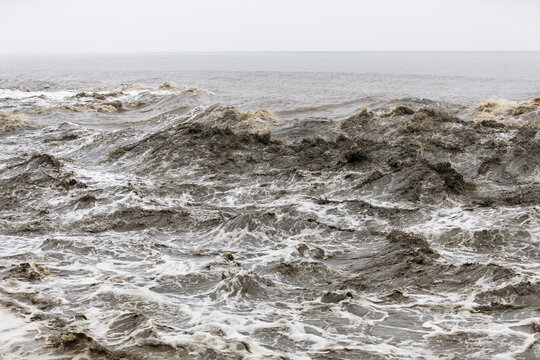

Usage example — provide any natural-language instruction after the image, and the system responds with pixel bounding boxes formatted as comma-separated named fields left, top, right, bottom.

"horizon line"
left=2, top=50, right=540, bottom=56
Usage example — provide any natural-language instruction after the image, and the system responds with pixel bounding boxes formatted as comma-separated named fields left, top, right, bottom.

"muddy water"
left=0, top=53, right=539, bottom=359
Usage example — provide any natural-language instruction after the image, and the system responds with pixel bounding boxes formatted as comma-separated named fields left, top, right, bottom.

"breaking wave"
left=0, top=111, right=39, bottom=133
left=472, top=98, right=540, bottom=126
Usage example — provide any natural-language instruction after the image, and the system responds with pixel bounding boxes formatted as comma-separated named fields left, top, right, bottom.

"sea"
left=0, top=52, right=539, bottom=359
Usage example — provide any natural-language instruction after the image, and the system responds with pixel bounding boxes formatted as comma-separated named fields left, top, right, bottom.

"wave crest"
left=473, top=97, right=540, bottom=126
left=0, top=111, right=38, bottom=133
left=157, top=81, right=178, bottom=90
left=189, top=104, right=276, bottom=133
left=182, top=86, right=213, bottom=96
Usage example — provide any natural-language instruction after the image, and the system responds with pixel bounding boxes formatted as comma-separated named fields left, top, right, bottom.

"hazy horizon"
left=1, top=0, right=539, bottom=53
left=3, top=50, right=540, bottom=55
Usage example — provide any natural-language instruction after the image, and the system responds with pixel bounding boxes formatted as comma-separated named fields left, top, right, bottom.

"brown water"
left=0, top=53, right=539, bottom=359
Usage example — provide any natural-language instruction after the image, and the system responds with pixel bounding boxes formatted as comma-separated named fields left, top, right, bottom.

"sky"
left=1, top=0, right=539, bottom=53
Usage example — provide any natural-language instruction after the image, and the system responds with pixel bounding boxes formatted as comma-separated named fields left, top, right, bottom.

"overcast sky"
left=1, top=0, right=539, bottom=53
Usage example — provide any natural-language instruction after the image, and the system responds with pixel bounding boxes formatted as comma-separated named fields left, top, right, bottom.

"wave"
left=275, top=96, right=376, bottom=117
left=0, top=111, right=39, bottom=133
left=157, top=82, right=213, bottom=96
left=186, top=104, right=276, bottom=133
left=472, top=98, right=540, bottom=125
left=59, top=102, right=124, bottom=113
left=157, top=81, right=178, bottom=90
left=474, top=280, right=540, bottom=311
left=182, top=86, right=213, bottom=96
left=91, top=97, right=539, bottom=207
left=0, top=83, right=213, bottom=122
left=115, top=83, right=143, bottom=91
left=343, top=230, right=516, bottom=293
left=1, top=94, right=539, bottom=359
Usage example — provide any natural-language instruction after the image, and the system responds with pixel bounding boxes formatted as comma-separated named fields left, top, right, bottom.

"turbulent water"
left=0, top=53, right=539, bottom=359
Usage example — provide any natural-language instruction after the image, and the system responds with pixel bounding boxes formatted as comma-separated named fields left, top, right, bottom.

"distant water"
left=1, top=52, right=540, bottom=121
left=0, top=53, right=539, bottom=359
